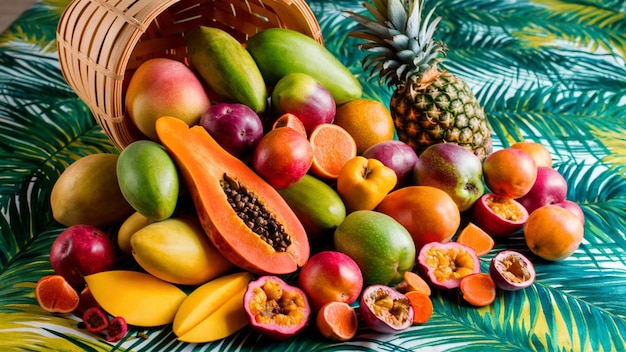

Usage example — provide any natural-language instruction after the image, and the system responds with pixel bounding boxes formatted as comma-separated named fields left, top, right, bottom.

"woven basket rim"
left=56, top=0, right=323, bottom=150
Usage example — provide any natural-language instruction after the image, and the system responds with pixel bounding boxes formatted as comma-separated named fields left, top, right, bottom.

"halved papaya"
left=155, top=116, right=309, bottom=275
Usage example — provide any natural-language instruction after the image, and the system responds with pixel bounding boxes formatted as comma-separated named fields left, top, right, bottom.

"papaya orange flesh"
left=156, top=116, right=309, bottom=275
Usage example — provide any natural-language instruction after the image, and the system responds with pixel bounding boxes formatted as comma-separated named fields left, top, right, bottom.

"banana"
left=246, top=28, right=362, bottom=105
left=186, top=26, right=267, bottom=113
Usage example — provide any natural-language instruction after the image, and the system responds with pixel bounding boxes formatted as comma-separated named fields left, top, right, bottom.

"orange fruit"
left=524, top=205, right=584, bottom=261
left=405, top=290, right=433, bottom=324
left=456, top=222, right=495, bottom=256
left=396, top=271, right=432, bottom=296
left=459, top=273, right=497, bottom=307
left=316, top=301, right=358, bottom=341
left=333, top=99, right=395, bottom=154
left=376, top=185, right=461, bottom=251
left=483, top=148, right=538, bottom=199
left=272, top=113, right=307, bottom=137
left=510, top=141, right=552, bottom=168
left=309, top=123, right=357, bottom=180
left=35, top=275, right=80, bottom=313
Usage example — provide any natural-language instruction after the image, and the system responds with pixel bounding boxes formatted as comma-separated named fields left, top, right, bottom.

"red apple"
left=297, top=251, right=363, bottom=312
left=516, top=166, right=568, bottom=214
left=271, top=73, right=336, bottom=135
left=555, top=199, right=585, bottom=225
left=252, top=127, right=313, bottom=189
left=50, top=225, right=116, bottom=287
left=362, top=140, right=418, bottom=188
left=199, top=102, right=264, bottom=158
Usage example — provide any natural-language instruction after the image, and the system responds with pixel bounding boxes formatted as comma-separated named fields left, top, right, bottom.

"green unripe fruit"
left=117, top=140, right=179, bottom=221
left=334, top=210, right=416, bottom=286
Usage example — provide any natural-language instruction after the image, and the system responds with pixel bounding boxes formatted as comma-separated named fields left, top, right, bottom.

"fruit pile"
left=35, top=2, right=586, bottom=346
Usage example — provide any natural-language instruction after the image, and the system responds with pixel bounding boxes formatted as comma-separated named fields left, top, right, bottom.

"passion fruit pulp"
left=243, top=275, right=311, bottom=340
left=106, top=316, right=128, bottom=342
left=417, top=241, right=480, bottom=290
left=471, top=193, right=529, bottom=237
left=489, top=250, right=536, bottom=291
left=359, top=284, right=414, bottom=334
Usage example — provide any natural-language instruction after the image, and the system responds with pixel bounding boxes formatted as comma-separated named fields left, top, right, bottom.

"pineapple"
left=345, top=0, right=492, bottom=160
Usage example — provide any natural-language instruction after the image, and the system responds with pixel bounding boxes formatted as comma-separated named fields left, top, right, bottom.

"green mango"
left=277, top=174, right=346, bottom=243
left=334, top=210, right=416, bottom=287
left=186, top=26, right=267, bottom=113
left=246, top=28, right=362, bottom=105
left=117, top=140, right=178, bottom=221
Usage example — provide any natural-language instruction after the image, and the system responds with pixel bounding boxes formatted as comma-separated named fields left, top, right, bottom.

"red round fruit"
left=252, top=127, right=313, bottom=189
left=271, top=73, right=336, bottom=136
left=483, top=148, right=538, bottom=199
left=50, top=224, right=116, bottom=287
left=516, top=166, right=568, bottom=215
left=243, top=275, right=311, bottom=340
left=75, top=286, right=101, bottom=317
left=417, top=241, right=480, bottom=290
left=470, top=193, right=529, bottom=237
left=298, top=251, right=363, bottom=312
left=359, top=284, right=414, bottom=334
left=489, top=250, right=536, bottom=291
left=555, top=200, right=585, bottom=225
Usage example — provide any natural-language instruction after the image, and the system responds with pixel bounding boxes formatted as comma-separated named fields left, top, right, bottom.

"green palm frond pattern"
left=1, top=0, right=625, bottom=351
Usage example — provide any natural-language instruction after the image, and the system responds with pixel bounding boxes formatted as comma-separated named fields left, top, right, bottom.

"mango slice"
left=173, top=271, right=253, bottom=342
left=85, top=270, right=187, bottom=327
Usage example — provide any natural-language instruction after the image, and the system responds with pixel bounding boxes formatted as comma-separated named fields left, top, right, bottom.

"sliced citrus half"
left=309, top=123, right=357, bottom=180
left=35, top=274, right=80, bottom=314
left=316, top=301, right=358, bottom=341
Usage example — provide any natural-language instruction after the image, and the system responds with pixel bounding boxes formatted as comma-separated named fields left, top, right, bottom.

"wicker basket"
left=57, top=0, right=323, bottom=150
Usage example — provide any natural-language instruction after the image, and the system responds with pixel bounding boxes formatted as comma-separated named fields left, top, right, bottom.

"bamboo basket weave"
left=57, top=0, right=323, bottom=150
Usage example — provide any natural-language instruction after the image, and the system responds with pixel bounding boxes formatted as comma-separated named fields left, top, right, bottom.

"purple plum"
left=200, top=102, right=264, bottom=157
left=362, top=140, right=418, bottom=188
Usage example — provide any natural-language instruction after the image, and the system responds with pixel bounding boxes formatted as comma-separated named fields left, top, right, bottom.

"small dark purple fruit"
left=200, top=102, right=264, bottom=157
left=359, top=284, right=414, bottom=334
left=243, top=275, right=311, bottom=340
left=489, top=250, right=536, bottom=291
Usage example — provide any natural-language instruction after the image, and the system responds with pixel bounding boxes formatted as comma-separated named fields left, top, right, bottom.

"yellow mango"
left=117, top=211, right=150, bottom=254
left=173, top=271, right=253, bottom=342
left=85, top=270, right=187, bottom=327
left=130, top=216, right=233, bottom=285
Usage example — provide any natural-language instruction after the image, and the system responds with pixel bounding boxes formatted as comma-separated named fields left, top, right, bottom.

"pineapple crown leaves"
left=345, top=0, right=447, bottom=87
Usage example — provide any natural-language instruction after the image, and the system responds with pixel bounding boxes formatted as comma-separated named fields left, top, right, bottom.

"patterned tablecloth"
left=1, top=0, right=625, bottom=351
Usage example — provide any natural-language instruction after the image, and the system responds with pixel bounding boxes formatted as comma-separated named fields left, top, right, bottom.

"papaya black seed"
left=221, top=174, right=291, bottom=252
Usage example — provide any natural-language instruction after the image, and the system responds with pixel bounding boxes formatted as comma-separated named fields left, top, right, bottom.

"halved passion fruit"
left=359, top=284, right=414, bottom=334
left=489, top=250, right=536, bottom=291
left=471, top=193, right=529, bottom=237
left=243, top=275, right=310, bottom=340
left=417, top=242, right=480, bottom=290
